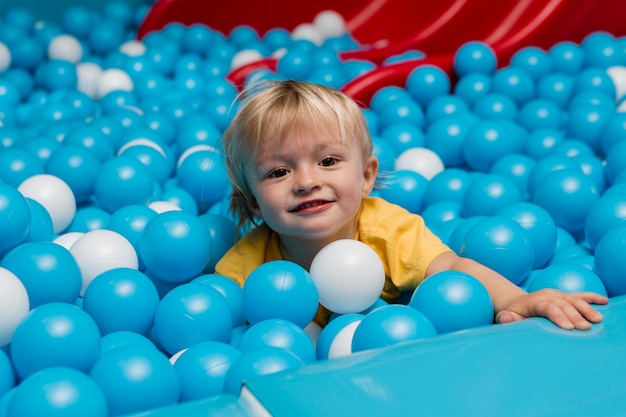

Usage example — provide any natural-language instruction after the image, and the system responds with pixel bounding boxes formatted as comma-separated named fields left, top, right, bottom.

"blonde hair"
left=221, top=80, right=373, bottom=233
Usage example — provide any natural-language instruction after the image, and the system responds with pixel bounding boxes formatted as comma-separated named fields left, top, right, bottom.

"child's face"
left=246, top=127, right=378, bottom=243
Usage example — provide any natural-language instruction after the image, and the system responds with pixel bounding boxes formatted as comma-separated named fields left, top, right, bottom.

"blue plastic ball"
left=527, top=263, right=607, bottom=296
left=564, top=104, right=611, bottom=151
left=424, top=115, right=474, bottom=167
left=65, top=206, right=110, bottom=233
left=584, top=194, right=626, bottom=251
left=153, top=283, right=233, bottom=355
left=532, top=169, right=600, bottom=233
left=0, top=148, right=44, bottom=187
left=489, top=153, right=536, bottom=198
left=139, top=210, right=212, bottom=282
left=1, top=242, right=81, bottom=308
left=453, top=41, right=497, bottom=76
left=173, top=340, right=241, bottom=401
left=604, top=140, right=626, bottom=185
left=192, top=274, right=245, bottom=327
left=277, top=49, right=314, bottom=79
left=459, top=216, right=535, bottom=284
left=82, top=268, right=160, bottom=336
left=351, top=304, right=436, bottom=352
left=409, top=270, right=494, bottom=334
left=89, top=344, right=180, bottom=416
left=0, top=348, right=14, bottom=397
left=548, top=41, right=585, bottom=74
left=197, top=213, right=237, bottom=273
left=241, top=260, right=318, bottom=328
left=372, top=136, right=397, bottom=174
left=573, top=68, right=616, bottom=98
left=453, top=72, right=491, bottom=106
left=496, top=202, right=558, bottom=269
left=61, top=6, right=96, bottom=38
left=22, top=198, right=53, bottom=242
left=376, top=97, right=425, bottom=131
left=406, top=65, right=451, bottom=106
left=176, top=149, right=229, bottom=211
left=10, top=302, right=101, bottom=380
left=425, top=94, right=470, bottom=124
left=87, top=20, right=125, bottom=56
left=380, top=122, right=425, bottom=155
left=473, top=93, right=518, bottom=121
left=38, top=60, right=78, bottom=91
left=424, top=168, right=472, bottom=206
left=463, top=120, right=524, bottom=172
left=510, top=46, right=552, bottom=78
left=93, top=155, right=154, bottom=213
left=7, top=367, right=107, bottom=417
left=517, top=98, right=563, bottom=131
left=526, top=155, right=578, bottom=197
left=0, top=184, right=31, bottom=253
left=223, top=347, right=304, bottom=396
left=536, top=73, right=575, bottom=108
left=369, top=86, right=412, bottom=114
left=378, top=170, right=428, bottom=214
left=237, top=319, right=316, bottom=363
left=594, top=224, right=626, bottom=297
left=461, top=173, right=522, bottom=217
left=99, top=331, right=157, bottom=357
left=490, top=67, right=535, bottom=105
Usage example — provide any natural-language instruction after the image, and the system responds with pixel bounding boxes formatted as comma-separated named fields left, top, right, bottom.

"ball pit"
left=0, top=0, right=626, bottom=415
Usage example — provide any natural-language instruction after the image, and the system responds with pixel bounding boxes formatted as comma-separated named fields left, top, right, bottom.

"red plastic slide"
left=136, top=0, right=626, bottom=105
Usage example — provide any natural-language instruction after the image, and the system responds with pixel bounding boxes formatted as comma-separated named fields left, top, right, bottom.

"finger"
left=568, top=296, right=604, bottom=324
left=571, top=292, right=609, bottom=305
left=495, top=310, right=525, bottom=324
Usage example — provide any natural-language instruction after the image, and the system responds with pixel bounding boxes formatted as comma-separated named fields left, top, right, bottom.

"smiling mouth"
left=290, top=200, right=330, bottom=212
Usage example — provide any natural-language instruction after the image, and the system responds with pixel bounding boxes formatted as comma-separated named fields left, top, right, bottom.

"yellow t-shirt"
left=215, top=196, right=452, bottom=326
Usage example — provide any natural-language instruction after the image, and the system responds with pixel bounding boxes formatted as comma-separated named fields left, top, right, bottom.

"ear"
left=361, top=155, right=379, bottom=197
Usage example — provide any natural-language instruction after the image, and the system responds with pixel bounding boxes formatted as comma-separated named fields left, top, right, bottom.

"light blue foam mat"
left=241, top=295, right=626, bottom=417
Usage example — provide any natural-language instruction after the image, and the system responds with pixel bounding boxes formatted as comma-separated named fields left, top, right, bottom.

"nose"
left=293, top=167, right=320, bottom=194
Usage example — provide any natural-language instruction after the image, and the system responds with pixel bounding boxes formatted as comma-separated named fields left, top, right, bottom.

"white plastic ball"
left=309, top=239, right=385, bottom=314
left=53, top=232, right=85, bottom=250
left=230, top=49, right=264, bottom=70
left=148, top=201, right=182, bottom=214
left=47, top=34, right=84, bottom=63
left=76, top=62, right=104, bottom=99
left=119, top=40, right=147, bottom=57
left=394, top=147, right=445, bottom=180
left=0, top=42, right=11, bottom=73
left=117, top=138, right=167, bottom=158
left=291, top=23, right=324, bottom=46
left=177, top=144, right=219, bottom=168
left=95, top=68, right=133, bottom=99
left=606, top=66, right=626, bottom=102
left=70, top=229, right=139, bottom=296
left=328, top=320, right=361, bottom=359
left=0, top=267, right=29, bottom=347
left=313, top=10, right=347, bottom=39
left=18, top=174, right=76, bottom=234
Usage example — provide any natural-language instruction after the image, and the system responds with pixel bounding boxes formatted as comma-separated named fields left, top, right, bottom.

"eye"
left=320, top=157, right=338, bottom=167
left=268, top=168, right=289, bottom=178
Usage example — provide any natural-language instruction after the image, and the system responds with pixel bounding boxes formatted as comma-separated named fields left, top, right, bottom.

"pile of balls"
left=1, top=1, right=626, bottom=416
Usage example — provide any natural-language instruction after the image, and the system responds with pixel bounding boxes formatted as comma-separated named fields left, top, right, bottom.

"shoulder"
left=214, top=224, right=275, bottom=285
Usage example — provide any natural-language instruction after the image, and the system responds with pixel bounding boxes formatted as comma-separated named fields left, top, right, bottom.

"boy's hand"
left=495, top=289, right=609, bottom=330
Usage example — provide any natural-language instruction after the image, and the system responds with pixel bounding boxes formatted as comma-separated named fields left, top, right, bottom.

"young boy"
left=215, top=79, right=608, bottom=329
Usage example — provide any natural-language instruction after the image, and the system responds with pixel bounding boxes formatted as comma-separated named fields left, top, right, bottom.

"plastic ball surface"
left=193, top=274, right=246, bottom=327
left=309, top=239, right=385, bottom=315
left=316, top=314, right=364, bottom=360
left=409, top=270, right=494, bottom=334
left=453, top=41, right=497, bottom=76
left=175, top=149, right=230, bottom=211
left=17, top=174, right=76, bottom=234
left=406, top=65, right=451, bottom=106
left=93, top=156, right=154, bottom=213
left=584, top=194, right=626, bottom=251
left=10, top=302, right=101, bottom=380
left=82, top=268, right=160, bottom=336
left=394, top=147, right=445, bottom=180
left=459, top=216, right=535, bottom=285
left=173, top=341, right=242, bottom=401
left=594, top=224, right=626, bottom=297
left=1, top=241, right=81, bottom=308
left=241, top=260, right=318, bottom=328
left=223, top=347, right=304, bottom=396
left=527, top=263, right=607, bottom=296
left=496, top=202, right=558, bottom=269
left=154, top=283, right=233, bottom=355
left=378, top=170, right=428, bottom=214
left=89, top=344, right=180, bottom=416
left=532, top=169, right=600, bottom=233
left=7, top=367, right=107, bottom=417
left=0, top=184, right=31, bottom=253
left=237, top=319, right=316, bottom=363
left=351, top=305, right=437, bottom=353
left=70, top=229, right=139, bottom=295
left=139, top=210, right=212, bottom=283
left=461, top=174, right=523, bottom=217
left=0, top=267, right=30, bottom=347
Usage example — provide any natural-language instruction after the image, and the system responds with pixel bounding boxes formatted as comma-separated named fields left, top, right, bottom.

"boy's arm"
left=426, top=251, right=609, bottom=330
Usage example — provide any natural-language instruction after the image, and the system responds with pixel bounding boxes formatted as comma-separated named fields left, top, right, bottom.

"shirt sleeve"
left=358, top=198, right=453, bottom=293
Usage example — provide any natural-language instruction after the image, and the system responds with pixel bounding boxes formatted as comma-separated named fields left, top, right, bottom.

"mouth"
left=289, top=200, right=331, bottom=212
